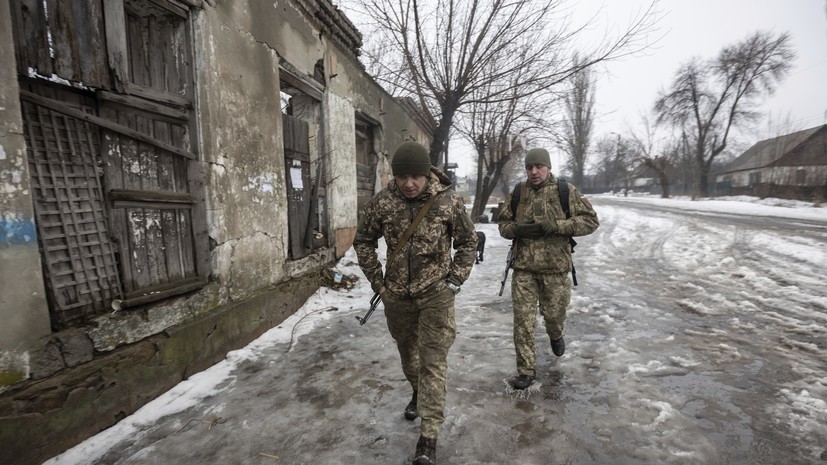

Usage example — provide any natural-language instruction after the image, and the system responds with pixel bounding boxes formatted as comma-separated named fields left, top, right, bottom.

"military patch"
left=582, top=197, right=593, bottom=209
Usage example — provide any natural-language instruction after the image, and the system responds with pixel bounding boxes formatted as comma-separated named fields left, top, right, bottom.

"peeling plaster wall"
left=329, top=42, right=434, bottom=192
left=194, top=7, right=290, bottom=300
left=0, top=0, right=52, bottom=387
left=326, top=92, right=358, bottom=231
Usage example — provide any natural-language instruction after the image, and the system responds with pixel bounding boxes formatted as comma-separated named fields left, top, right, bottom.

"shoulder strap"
left=558, top=177, right=571, bottom=219
left=557, top=177, right=578, bottom=285
left=387, top=192, right=441, bottom=266
left=509, top=181, right=528, bottom=221
left=510, top=182, right=521, bottom=216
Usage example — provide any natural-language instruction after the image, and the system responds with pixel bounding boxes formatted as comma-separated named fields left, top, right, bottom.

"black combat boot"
left=512, top=374, right=534, bottom=390
left=551, top=336, right=565, bottom=357
left=413, top=435, right=437, bottom=465
left=404, top=391, right=418, bottom=420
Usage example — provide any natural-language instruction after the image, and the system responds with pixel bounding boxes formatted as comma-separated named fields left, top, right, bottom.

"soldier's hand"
left=515, top=222, right=543, bottom=239
left=446, top=276, right=462, bottom=294
left=540, top=220, right=558, bottom=236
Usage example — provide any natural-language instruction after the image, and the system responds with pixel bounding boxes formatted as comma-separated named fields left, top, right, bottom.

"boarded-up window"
left=10, top=0, right=109, bottom=88
left=280, top=70, right=327, bottom=258
left=123, top=0, right=192, bottom=102
left=14, top=0, right=207, bottom=327
left=99, top=99, right=204, bottom=303
left=283, top=114, right=312, bottom=260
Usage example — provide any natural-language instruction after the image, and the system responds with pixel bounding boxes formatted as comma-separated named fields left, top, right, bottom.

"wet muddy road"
left=521, top=197, right=827, bottom=464
left=49, top=198, right=827, bottom=465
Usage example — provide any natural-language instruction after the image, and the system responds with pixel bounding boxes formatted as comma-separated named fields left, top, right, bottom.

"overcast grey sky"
left=590, top=0, right=827, bottom=135
left=483, top=0, right=826, bottom=175
left=519, top=0, right=827, bottom=175
left=339, top=0, right=827, bottom=177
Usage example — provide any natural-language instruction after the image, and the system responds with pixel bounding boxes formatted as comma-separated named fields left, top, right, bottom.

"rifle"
left=500, top=181, right=527, bottom=296
left=356, top=191, right=441, bottom=327
left=499, top=242, right=518, bottom=296
left=355, top=292, right=382, bottom=325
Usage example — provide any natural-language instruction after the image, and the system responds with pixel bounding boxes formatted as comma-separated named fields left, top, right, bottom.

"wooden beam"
left=110, top=189, right=196, bottom=204
left=103, top=0, right=129, bottom=92
left=20, top=89, right=197, bottom=160
left=98, top=90, right=190, bottom=121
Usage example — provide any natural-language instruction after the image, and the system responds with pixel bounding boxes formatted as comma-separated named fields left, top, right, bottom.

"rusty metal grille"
left=21, top=97, right=123, bottom=326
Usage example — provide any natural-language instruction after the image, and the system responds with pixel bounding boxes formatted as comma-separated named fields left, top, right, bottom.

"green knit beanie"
left=392, top=141, right=431, bottom=176
left=525, top=148, right=551, bottom=168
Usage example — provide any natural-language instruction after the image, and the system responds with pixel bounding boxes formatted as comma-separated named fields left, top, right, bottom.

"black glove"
left=540, top=220, right=558, bottom=236
left=515, top=222, right=543, bottom=239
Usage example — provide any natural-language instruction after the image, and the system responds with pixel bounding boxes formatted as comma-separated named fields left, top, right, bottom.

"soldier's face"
left=526, top=163, right=550, bottom=186
left=395, top=174, right=428, bottom=198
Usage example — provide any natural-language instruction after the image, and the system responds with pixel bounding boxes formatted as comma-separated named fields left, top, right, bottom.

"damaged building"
left=0, top=1, right=434, bottom=463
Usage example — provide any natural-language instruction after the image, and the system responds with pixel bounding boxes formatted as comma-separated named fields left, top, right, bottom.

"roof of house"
left=721, top=124, right=827, bottom=173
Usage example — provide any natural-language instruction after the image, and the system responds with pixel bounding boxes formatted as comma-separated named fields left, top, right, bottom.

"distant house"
left=716, top=124, right=827, bottom=200
left=626, top=165, right=658, bottom=191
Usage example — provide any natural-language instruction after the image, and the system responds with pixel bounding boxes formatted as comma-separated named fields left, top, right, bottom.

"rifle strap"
left=515, top=181, right=528, bottom=221
left=387, top=191, right=441, bottom=267
left=558, top=177, right=570, bottom=218
left=509, top=181, right=527, bottom=221
left=558, top=177, right=578, bottom=286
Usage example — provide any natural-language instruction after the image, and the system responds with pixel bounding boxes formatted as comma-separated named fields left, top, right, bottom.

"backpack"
left=510, top=178, right=579, bottom=286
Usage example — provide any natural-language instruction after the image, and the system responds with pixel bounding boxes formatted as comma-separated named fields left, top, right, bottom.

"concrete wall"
left=0, top=0, right=433, bottom=463
left=196, top=4, right=290, bottom=298
left=0, top=0, right=52, bottom=388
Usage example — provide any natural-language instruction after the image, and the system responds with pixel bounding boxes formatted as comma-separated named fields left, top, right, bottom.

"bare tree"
left=347, top=0, right=661, bottom=165
left=593, top=134, right=635, bottom=193
left=629, top=115, right=675, bottom=198
left=654, top=30, right=795, bottom=197
left=455, top=60, right=558, bottom=220
left=559, top=55, right=595, bottom=187
left=592, top=136, right=616, bottom=191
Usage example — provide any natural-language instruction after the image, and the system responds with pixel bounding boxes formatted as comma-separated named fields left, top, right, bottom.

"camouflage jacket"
left=354, top=167, right=478, bottom=298
left=498, top=174, right=599, bottom=274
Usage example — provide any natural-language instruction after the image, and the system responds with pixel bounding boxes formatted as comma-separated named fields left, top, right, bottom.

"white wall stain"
left=244, top=175, right=275, bottom=194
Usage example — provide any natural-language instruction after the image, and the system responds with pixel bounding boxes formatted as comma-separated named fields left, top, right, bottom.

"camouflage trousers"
left=511, top=270, right=571, bottom=376
left=383, top=287, right=457, bottom=438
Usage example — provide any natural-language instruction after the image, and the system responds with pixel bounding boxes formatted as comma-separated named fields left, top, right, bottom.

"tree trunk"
left=695, top=145, right=707, bottom=198
left=470, top=137, right=487, bottom=220
left=477, top=169, right=505, bottom=221
left=658, top=172, right=670, bottom=198
left=429, top=98, right=459, bottom=166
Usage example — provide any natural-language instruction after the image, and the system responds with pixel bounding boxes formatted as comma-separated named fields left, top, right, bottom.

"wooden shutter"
left=20, top=82, right=123, bottom=326
left=282, top=114, right=312, bottom=259
left=100, top=0, right=207, bottom=307
left=99, top=100, right=204, bottom=304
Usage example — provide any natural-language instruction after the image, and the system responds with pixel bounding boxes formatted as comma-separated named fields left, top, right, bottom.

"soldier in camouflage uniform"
left=354, top=141, right=478, bottom=465
left=498, top=148, right=599, bottom=390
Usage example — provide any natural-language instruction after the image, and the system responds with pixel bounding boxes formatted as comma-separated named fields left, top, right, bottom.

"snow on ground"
left=45, top=194, right=827, bottom=464
left=599, top=193, right=827, bottom=221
